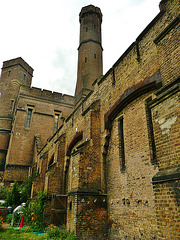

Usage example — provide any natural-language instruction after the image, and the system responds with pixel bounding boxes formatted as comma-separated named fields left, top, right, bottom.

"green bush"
left=24, top=190, right=47, bottom=232
left=0, top=186, right=9, bottom=200
left=20, top=176, right=33, bottom=203
left=6, top=214, right=12, bottom=224
left=46, top=224, right=79, bottom=240
left=5, top=181, right=21, bottom=209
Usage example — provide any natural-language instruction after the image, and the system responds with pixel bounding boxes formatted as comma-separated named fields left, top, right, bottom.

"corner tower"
left=75, top=5, right=103, bottom=103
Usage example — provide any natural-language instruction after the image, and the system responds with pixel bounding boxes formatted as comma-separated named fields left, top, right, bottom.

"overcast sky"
left=0, top=0, right=160, bottom=96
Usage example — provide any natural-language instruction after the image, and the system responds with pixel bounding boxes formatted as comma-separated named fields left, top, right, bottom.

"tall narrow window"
left=10, top=100, right=14, bottom=112
left=85, top=57, right=87, bottom=63
left=118, top=117, right=126, bottom=171
left=26, top=109, right=32, bottom=128
left=145, top=98, right=157, bottom=165
left=54, top=114, right=59, bottom=132
left=8, top=70, right=11, bottom=77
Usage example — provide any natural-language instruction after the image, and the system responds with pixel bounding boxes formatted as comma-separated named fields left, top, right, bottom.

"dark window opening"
left=86, top=27, right=88, bottom=32
left=118, top=117, right=126, bottom=171
left=145, top=98, right=157, bottom=165
left=85, top=57, right=87, bottom=63
left=94, top=54, right=96, bottom=59
left=94, top=25, right=96, bottom=29
left=10, top=100, right=14, bottom=112
left=54, top=114, right=59, bottom=132
left=8, top=71, right=11, bottom=77
left=26, top=108, right=32, bottom=128
left=0, top=158, right=6, bottom=171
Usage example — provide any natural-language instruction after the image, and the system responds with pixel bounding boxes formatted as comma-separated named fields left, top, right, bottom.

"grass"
left=0, top=228, right=47, bottom=240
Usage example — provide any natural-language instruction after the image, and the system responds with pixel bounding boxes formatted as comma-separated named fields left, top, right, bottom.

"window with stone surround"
left=54, top=114, right=59, bottom=132
left=10, top=100, right=14, bottom=112
left=26, top=108, right=32, bottom=128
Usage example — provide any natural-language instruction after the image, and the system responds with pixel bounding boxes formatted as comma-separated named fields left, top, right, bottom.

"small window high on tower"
left=54, top=114, right=59, bottom=132
left=26, top=108, right=32, bottom=128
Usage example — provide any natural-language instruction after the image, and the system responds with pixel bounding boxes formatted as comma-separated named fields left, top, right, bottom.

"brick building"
left=0, top=58, right=74, bottom=183
left=0, top=0, right=179, bottom=239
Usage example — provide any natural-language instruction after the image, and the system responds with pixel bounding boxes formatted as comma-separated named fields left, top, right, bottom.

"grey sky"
left=0, top=0, right=160, bottom=96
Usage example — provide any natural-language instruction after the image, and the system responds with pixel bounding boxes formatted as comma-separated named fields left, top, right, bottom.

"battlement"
left=79, top=5, right=102, bottom=23
left=2, top=57, right=34, bottom=76
left=20, top=85, right=75, bottom=105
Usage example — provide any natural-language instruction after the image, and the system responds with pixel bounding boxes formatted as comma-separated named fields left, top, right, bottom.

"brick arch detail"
left=104, top=70, right=162, bottom=130
left=66, top=131, right=83, bottom=156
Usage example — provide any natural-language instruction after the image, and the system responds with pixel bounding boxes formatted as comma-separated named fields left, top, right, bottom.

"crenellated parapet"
left=19, top=85, right=75, bottom=105
left=79, top=5, right=102, bottom=23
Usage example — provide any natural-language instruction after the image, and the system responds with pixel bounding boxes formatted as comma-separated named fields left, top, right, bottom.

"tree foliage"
left=24, top=190, right=47, bottom=231
left=5, top=180, right=21, bottom=209
left=20, top=176, right=33, bottom=203
left=0, top=186, right=9, bottom=200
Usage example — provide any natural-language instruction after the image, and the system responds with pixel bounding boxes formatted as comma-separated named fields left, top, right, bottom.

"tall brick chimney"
left=75, top=5, right=103, bottom=103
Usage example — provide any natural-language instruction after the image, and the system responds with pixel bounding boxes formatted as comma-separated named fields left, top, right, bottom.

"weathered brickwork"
left=76, top=194, right=107, bottom=239
left=153, top=180, right=180, bottom=240
left=106, top=94, right=159, bottom=239
left=1, top=0, right=179, bottom=239
left=31, top=151, right=48, bottom=197
left=150, top=92, right=179, bottom=171
left=149, top=78, right=180, bottom=239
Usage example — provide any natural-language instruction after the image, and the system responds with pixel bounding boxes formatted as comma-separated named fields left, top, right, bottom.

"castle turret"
left=0, top=58, right=33, bottom=174
left=75, top=5, right=103, bottom=103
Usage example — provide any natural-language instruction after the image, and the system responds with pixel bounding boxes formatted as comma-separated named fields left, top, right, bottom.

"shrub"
left=24, top=190, right=47, bottom=231
left=6, top=214, right=12, bottom=224
left=0, top=210, right=4, bottom=228
left=46, top=224, right=60, bottom=239
left=5, top=181, right=21, bottom=209
left=20, top=176, right=33, bottom=203
left=0, top=186, right=9, bottom=200
left=46, top=224, right=79, bottom=240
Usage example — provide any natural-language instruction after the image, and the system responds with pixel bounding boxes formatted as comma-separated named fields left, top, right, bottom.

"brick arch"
left=104, top=70, right=162, bottom=130
left=66, top=131, right=83, bottom=156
